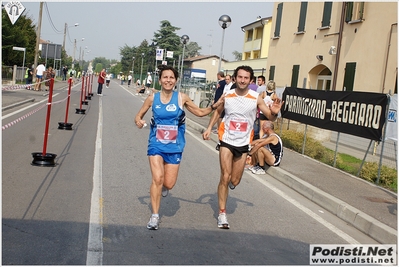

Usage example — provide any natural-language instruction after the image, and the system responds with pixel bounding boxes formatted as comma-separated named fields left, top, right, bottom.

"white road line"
left=186, top=130, right=360, bottom=245
left=86, top=97, right=104, bottom=265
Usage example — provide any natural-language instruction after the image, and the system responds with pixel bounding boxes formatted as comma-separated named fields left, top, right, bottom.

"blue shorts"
left=147, top=148, right=182, bottom=164
left=36, top=75, right=43, bottom=79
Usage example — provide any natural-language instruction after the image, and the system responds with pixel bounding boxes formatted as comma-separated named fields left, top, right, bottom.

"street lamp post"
left=132, top=56, right=135, bottom=78
left=217, top=15, right=231, bottom=72
left=179, top=35, right=189, bottom=92
left=140, top=53, right=144, bottom=85
left=74, top=37, right=84, bottom=63
left=63, top=22, right=79, bottom=51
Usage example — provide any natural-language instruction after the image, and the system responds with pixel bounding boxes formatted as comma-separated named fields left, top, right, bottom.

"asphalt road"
left=2, top=80, right=378, bottom=265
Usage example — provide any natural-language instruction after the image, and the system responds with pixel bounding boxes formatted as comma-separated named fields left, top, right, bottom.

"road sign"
left=4, top=1, right=25, bottom=25
left=12, top=46, right=25, bottom=52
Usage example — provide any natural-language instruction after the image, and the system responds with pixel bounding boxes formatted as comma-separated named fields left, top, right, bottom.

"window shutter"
left=269, top=66, right=275, bottom=81
left=291, top=65, right=300, bottom=87
left=274, top=3, right=283, bottom=37
left=358, top=2, right=364, bottom=20
left=345, top=2, right=353, bottom=22
left=321, top=2, right=333, bottom=27
left=343, top=62, right=356, bottom=91
left=298, top=2, right=308, bottom=32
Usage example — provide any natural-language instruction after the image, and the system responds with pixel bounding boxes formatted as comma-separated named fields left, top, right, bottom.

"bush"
left=280, top=129, right=397, bottom=192
left=360, top=162, right=398, bottom=190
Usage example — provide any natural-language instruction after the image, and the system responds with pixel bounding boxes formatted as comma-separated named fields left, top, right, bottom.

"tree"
left=92, top=57, right=110, bottom=70
left=185, top=42, right=202, bottom=58
left=152, top=20, right=181, bottom=65
left=232, top=50, right=242, bottom=61
left=94, top=63, right=103, bottom=73
left=2, top=9, right=36, bottom=66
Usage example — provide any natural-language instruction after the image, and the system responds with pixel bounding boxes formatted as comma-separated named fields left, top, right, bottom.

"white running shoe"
left=247, top=165, right=256, bottom=171
left=147, top=215, right=159, bottom=230
left=252, top=165, right=265, bottom=174
left=217, top=213, right=230, bottom=229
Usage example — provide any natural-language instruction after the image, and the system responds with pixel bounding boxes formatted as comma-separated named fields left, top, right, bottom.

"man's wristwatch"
left=211, top=104, right=217, bottom=110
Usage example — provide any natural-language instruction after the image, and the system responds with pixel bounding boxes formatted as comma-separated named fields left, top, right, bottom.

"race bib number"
left=156, top=125, right=178, bottom=143
left=229, top=118, right=248, bottom=133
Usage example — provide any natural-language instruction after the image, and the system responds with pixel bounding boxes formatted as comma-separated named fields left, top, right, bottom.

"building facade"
left=266, top=2, right=397, bottom=94
left=183, top=55, right=228, bottom=82
left=224, top=16, right=272, bottom=78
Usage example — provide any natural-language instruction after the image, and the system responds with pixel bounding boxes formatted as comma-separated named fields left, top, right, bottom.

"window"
left=244, top=52, right=251, bottom=60
left=269, top=66, right=275, bottom=81
left=345, top=2, right=365, bottom=23
left=247, top=29, right=253, bottom=42
left=317, top=68, right=332, bottom=91
left=297, top=2, right=308, bottom=33
left=291, top=65, right=300, bottom=87
left=274, top=3, right=283, bottom=38
left=342, top=62, right=356, bottom=91
left=321, top=2, right=333, bottom=28
left=253, top=51, right=260, bottom=59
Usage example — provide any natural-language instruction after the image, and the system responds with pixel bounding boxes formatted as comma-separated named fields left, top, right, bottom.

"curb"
left=185, top=118, right=397, bottom=244
left=2, top=98, right=35, bottom=112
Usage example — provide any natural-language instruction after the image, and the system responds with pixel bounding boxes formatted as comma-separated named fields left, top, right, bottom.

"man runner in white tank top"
left=202, top=65, right=283, bottom=229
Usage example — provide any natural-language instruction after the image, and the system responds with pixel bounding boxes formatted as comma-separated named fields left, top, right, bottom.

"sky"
left=19, top=0, right=274, bottom=62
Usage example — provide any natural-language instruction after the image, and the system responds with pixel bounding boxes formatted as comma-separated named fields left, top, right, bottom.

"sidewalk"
left=3, top=82, right=397, bottom=244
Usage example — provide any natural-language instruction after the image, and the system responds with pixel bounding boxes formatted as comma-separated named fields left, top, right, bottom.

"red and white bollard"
left=31, top=78, right=57, bottom=166
left=58, top=77, right=73, bottom=130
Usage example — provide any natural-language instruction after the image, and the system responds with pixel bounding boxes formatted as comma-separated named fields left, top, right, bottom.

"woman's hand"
left=135, top=119, right=147, bottom=129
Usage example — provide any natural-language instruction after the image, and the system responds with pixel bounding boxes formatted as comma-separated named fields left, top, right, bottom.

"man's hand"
left=202, top=129, right=211, bottom=140
left=270, top=98, right=284, bottom=115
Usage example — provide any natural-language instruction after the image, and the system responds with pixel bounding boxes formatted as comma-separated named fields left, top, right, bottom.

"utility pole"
left=33, top=2, right=43, bottom=83
left=63, top=23, right=67, bottom=50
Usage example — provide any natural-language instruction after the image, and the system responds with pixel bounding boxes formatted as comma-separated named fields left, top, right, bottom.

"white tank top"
left=218, top=89, right=258, bottom=147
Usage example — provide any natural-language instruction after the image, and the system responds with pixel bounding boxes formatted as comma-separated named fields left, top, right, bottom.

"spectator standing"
left=134, top=65, right=225, bottom=230
left=258, top=80, right=277, bottom=139
left=202, top=65, right=283, bottom=229
left=62, top=66, right=68, bottom=81
left=256, top=75, right=266, bottom=93
left=44, top=66, right=55, bottom=91
left=97, top=68, right=106, bottom=96
left=34, top=62, right=46, bottom=91
left=128, top=74, right=132, bottom=87
left=25, top=64, right=33, bottom=89
left=214, top=71, right=226, bottom=133
left=121, top=74, right=125, bottom=85
left=248, top=76, right=258, bottom=91
left=145, top=72, right=152, bottom=94
left=223, top=74, right=233, bottom=94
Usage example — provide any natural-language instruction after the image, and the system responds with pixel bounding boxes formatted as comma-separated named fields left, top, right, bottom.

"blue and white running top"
left=148, top=91, right=186, bottom=153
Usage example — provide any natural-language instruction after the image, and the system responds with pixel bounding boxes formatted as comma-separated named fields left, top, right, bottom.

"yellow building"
left=224, top=16, right=272, bottom=78
left=266, top=2, right=397, bottom=94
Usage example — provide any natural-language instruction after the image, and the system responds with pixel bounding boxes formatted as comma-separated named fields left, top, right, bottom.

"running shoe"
left=162, top=186, right=169, bottom=197
left=252, top=165, right=266, bottom=175
left=228, top=181, right=235, bottom=190
left=147, top=215, right=159, bottom=230
left=218, top=213, right=230, bottom=229
left=247, top=165, right=255, bottom=171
